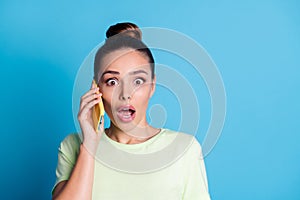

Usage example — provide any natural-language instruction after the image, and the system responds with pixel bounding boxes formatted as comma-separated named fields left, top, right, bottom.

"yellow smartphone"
left=92, top=80, right=105, bottom=131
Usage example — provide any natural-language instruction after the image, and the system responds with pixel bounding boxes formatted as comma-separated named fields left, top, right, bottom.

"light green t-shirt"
left=53, top=129, right=211, bottom=200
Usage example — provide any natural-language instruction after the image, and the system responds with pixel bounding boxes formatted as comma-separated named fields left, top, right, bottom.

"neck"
left=106, top=123, right=160, bottom=144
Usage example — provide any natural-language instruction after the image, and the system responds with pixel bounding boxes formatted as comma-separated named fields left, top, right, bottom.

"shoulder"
left=60, top=133, right=81, bottom=147
left=58, top=133, right=82, bottom=157
left=162, top=129, right=202, bottom=157
left=162, top=129, right=198, bottom=144
left=161, top=128, right=194, bottom=141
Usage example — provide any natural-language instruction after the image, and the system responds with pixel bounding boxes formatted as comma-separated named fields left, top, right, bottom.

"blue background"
left=0, top=0, right=299, bottom=199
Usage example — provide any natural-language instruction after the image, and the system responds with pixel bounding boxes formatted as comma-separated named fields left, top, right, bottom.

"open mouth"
left=116, top=105, right=136, bottom=122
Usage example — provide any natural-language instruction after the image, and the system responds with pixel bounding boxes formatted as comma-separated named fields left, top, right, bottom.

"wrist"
left=80, top=143, right=97, bottom=158
left=81, top=140, right=100, bottom=156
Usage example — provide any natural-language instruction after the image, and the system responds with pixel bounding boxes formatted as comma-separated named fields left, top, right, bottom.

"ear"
left=149, top=75, right=156, bottom=98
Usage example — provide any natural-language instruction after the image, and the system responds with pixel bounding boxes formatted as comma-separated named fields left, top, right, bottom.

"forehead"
left=99, top=49, right=151, bottom=75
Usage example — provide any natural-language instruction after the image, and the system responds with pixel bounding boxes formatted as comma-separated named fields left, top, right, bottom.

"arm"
left=182, top=138, right=211, bottom=200
left=52, top=83, right=104, bottom=200
left=52, top=144, right=95, bottom=200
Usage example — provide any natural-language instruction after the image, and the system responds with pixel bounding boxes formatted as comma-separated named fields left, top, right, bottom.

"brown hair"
left=94, top=23, right=154, bottom=83
left=106, top=22, right=142, bottom=40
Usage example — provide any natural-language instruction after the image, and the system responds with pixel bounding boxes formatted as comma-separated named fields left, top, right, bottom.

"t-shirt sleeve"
left=182, top=137, right=211, bottom=200
left=52, top=134, right=81, bottom=194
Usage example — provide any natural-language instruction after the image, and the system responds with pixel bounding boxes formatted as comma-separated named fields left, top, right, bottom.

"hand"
left=77, top=82, right=104, bottom=154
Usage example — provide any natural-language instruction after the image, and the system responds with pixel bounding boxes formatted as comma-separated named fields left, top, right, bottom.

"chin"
left=111, top=117, right=144, bottom=133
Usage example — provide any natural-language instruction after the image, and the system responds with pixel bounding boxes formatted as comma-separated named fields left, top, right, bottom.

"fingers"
left=91, top=79, right=98, bottom=89
left=81, top=87, right=99, bottom=101
left=80, top=88, right=101, bottom=110
left=78, top=96, right=102, bottom=122
left=78, top=85, right=102, bottom=120
left=77, top=81, right=104, bottom=151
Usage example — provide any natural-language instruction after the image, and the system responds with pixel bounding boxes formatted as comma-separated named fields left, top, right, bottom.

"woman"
left=52, top=22, right=211, bottom=200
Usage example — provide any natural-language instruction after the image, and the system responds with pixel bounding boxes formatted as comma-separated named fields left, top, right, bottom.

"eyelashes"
left=105, top=78, right=118, bottom=86
left=133, top=77, right=145, bottom=85
left=104, top=77, right=146, bottom=87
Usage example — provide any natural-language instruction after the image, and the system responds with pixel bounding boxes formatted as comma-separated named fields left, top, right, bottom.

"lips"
left=116, top=105, right=136, bottom=122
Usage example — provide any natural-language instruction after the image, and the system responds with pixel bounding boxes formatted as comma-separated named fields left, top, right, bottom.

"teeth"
left=123, top=115, right=131, bottom=119
left=120, top=111, right=131, bottom=119
left=117, top=107, right=136, bottom=121
left=119, top=108, right=135, bottom=112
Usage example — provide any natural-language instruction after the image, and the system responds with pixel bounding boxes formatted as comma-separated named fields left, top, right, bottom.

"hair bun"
left=106, top=22, right=142, bottom=40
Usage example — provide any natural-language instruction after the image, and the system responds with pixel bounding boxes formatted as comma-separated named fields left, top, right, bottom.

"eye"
left=134, top=78, right=145, bottom=86
left=106, top=78, right=119, bottom=86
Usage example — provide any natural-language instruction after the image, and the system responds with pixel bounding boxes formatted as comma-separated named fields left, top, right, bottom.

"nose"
left=119, top=82, right=132, bottom=101
left=121, top=95, right=131, bottom=100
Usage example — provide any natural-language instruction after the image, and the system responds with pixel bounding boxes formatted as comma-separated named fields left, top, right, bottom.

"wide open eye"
left=106, top=78, right=119, bottom=86
left=134, top=78, right=145, bottom=86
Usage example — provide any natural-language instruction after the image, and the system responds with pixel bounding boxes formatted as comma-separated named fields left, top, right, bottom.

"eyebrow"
left=101, top=70, right=120, bottom=77
left=101, top=69, right=148, bottom=78
left=129, top=69, right=148, bottom=75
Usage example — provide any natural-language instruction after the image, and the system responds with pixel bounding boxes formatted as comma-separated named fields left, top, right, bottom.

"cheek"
left=100, top=89, right=113, bottom=109
left=100, top=86, right=114, bottom=100
left=133, top=86, right=152, bottom=102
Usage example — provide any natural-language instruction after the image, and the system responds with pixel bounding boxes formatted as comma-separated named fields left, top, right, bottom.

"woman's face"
left=98, top=49, right=155, bottom=132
